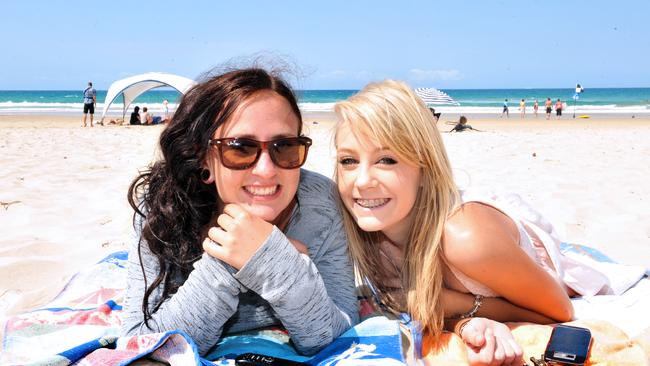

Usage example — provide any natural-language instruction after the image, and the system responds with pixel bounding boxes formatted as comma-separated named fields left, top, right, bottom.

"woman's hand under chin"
left=203, top=203, right=275, bottom=270
left=460, top=317, right=524, bottom=366
left=202, top=203, right=309, bottom=269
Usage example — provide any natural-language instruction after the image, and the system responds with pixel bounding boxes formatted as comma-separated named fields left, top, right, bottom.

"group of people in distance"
left=502, top=98, right=566, bottom=120
left=81, top=81, right=173, bottom=126
left=123, top=66, right=602, bottom=364
left=80, top=81, right=172, bottom=126
left=129, top=102, right=168, bottom=125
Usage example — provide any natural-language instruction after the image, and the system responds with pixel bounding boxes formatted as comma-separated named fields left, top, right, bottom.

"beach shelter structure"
left=99, top=72, right=196, bottom=123
left=414, top=87, right=460, bottom=106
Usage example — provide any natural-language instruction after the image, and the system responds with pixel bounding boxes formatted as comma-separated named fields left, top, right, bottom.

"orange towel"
left=421, top=320, right=649, bottom=365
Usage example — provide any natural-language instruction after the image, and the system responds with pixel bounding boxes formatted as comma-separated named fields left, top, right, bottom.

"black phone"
left=235, top=353, right=308, bottom=366
left=543, top=325, right=592, bottom=365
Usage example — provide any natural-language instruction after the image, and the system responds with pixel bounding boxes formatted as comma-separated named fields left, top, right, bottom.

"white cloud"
left=408, top=68, right=462, bottom=82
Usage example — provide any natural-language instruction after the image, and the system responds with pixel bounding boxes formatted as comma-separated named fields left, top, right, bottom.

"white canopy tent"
left=100, top=72, right=196, bottom=123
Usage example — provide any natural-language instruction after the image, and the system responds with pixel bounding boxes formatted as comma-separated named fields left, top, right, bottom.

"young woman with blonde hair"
left=334, top=80, right=583, bottom=364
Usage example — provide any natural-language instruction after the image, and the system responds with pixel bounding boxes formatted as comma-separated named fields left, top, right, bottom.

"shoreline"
left=3, top=110, right=650, bottom=120
left=3, top=112, right=650, bottom=130
left=1, top=113, right=649, bottom=319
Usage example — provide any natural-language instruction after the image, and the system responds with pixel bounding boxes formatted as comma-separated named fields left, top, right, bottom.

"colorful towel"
left=1, top=252, right=405, bottom=365
left=2, top=244, right=649, bottom=365
left=2, top=252, right=127, bottom=364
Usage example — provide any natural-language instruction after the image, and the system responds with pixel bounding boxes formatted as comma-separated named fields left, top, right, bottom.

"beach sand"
left=1, top=113, right=649, bottom=324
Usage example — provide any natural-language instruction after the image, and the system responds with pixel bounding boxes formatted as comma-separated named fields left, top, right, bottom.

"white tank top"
left=445, top=189, right=613, bottom=297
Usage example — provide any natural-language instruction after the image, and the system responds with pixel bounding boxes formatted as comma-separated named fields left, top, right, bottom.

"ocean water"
left=0, top=88, right=648, bottom=116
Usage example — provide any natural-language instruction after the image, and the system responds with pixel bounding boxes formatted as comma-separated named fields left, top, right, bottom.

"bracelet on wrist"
left=457, top=318, right=472, bottom=338
left=451, top=294, right=484, bottom=320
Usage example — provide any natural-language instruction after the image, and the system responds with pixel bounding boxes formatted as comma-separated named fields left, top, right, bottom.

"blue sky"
left=2, top=1, right=649, bottom=90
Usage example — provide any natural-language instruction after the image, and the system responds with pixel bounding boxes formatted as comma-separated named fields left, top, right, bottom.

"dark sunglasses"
left=209, top=136, right=313, bottom=170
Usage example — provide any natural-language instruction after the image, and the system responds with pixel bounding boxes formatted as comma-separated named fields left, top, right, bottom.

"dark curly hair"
left=127, top=68, right=303, bottom=324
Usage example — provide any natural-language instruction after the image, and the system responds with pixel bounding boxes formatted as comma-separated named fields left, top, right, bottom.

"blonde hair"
left=334, top=80, right=459, bottom=337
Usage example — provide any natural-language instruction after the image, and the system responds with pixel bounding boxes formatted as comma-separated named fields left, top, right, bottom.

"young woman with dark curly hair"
left=121, top=68, right=357, bottom=356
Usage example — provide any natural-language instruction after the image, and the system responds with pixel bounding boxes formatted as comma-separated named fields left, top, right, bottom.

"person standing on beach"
left=519, top=99, right=526, bottom=119
left=545, top=98, right=553, bottom=120
left=501, top=98, right=509, bottom=118
left=533, top=99, right=539, bottom=118
left=555, top=98, right=563, bottom=119
left=163, top=99, right=169, bottom=118
left=82, top=82, right=96, bottom=127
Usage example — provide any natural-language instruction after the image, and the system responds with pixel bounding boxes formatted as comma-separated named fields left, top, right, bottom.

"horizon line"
left=1, top=86, right=650, bottom=92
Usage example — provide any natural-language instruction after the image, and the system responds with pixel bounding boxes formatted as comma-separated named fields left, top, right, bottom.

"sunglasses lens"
left=220, top=139, right=259, bottom=169
left=271, top=138, right=310, bottom=169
